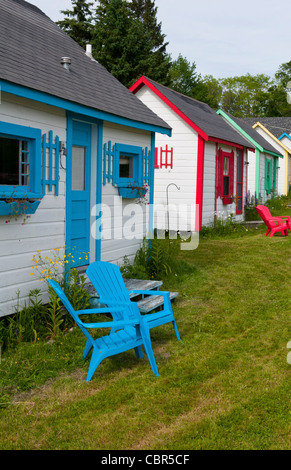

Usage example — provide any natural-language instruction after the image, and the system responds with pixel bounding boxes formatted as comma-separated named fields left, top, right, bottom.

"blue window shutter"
left=42, top=131, right=60, bottom=195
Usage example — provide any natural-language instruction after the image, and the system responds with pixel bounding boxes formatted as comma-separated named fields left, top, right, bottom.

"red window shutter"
left=160, top=145, right=174, bottom=169
left=154, top=147, right=159, bottom=168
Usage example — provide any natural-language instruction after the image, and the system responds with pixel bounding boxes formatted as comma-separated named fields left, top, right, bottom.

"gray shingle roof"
left=240, top=117, right=291, bottom=139
left=223, top=113, right=282, bottom=155
left=0, top=0, right=171, bottom=131
left=142, top=77, right=254, bottom=148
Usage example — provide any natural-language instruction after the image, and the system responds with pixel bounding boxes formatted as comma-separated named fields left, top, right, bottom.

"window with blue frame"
left=114, top=143, right=142, bottom=188
left=0, top=121, right=42, bottom=199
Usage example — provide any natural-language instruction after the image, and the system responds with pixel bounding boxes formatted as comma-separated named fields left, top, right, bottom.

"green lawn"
left=0, top=223, right=290, bottom=450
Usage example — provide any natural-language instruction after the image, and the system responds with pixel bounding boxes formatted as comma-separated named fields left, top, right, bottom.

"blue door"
left=69, top=121, right=91, bottom=267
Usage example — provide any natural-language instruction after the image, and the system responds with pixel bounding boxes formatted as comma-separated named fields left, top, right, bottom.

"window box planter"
left=118, top=186, right=147, bottom=199
left=0, top=198, right=41, bottom=216
left=222, top=197, right=233, bottom=205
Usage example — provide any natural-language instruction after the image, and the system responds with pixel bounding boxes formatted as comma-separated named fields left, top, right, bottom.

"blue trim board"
left=65, top=114, right=73, bottom=260
left=96, top=122, right=103, bottom=262
left=148, top=132, right=155, bottom=239
left=279, top=132, right=291, bottom=141
left=0, top=80, right=172, bottom=137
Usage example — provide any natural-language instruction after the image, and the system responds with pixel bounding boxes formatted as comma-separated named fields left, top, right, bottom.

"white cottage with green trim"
left=0, top=0, right=171, bottom=317
left=217, top=110, right=283, bottom=203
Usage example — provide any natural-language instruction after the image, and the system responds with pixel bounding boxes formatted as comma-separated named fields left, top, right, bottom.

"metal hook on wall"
left=166, top=183, right=180, bottom=235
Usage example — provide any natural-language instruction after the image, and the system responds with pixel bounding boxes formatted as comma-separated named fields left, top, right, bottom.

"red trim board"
left=196, top=135, right=205, bottom=232
left=130, top=76, right=209, bottom=141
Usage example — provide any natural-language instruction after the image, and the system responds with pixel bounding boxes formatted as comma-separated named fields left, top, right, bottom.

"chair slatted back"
left=86, top=262, right=140, bottom=323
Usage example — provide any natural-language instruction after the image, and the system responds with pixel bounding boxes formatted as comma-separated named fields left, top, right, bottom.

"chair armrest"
left=79, top=318, right=140, bottom=329
left=76, top=306, right=128, bottom=316
left=128, top=289, right=170, bottom=298
left=266, top=217, right=284, bottom=225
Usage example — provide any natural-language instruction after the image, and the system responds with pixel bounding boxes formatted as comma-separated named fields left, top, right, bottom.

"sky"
left=29, top=0, right=291, bottom=79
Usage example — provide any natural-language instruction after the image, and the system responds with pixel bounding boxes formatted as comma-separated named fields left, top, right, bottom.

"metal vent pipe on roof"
left=86, top=44, right=93, bottom=58
left=61, top=57, right=71, bottom=70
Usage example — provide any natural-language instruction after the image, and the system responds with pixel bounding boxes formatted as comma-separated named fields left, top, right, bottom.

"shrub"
left=121, top=236, right=194, bottom=280
left=0, top=247, right=91, bottom=352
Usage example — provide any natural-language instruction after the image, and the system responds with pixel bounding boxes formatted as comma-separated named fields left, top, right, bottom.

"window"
left=72, top=146, right=86, bottom=191
left=216, top=148, right=234, bottom=204
left=236, top=149, right=244, bottom=214
left=0, top=137, right=30, bottom=187
left=114, top=143, right=142, bottom=187
left=119, top=155, right=133, bottom=179
left=223, top=156, right=230, bottom=196
left=0, top=121, right=42, bottom=198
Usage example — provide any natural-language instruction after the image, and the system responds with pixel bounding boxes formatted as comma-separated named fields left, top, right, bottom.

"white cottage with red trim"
left=130, top=77, right=254, bottom=232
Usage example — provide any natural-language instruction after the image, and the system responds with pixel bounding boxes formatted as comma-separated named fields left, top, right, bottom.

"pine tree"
left=91, top=0, right=170, bottom=87
left=57, top=0, right=94, bottom=48
left=57, top=0, right=171, bottom=87
left=129, top=0, right=171, bottom=85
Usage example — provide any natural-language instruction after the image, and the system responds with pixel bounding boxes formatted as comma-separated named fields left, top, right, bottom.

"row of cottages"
left=0, top=0, right=171, bottom=317
left=217, top=111, right=285, bottom=201
left=130, top=77, right=283, bottom=231
left=241, top=117, right=291, bottom=194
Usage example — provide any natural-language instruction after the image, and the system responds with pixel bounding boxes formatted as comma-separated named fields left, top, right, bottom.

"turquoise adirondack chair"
left=47, top=279, right=159, bottom=381
left=86, top=261, right=180, bottom=342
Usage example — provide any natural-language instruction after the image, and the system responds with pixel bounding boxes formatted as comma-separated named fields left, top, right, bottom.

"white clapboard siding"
left=135, top=86, right=197, bottom=232
left=0, top=95, right=67, bottom=317
left=254, top=127, right=285, bottom=195
left=101, top=123, right=151, bottom=266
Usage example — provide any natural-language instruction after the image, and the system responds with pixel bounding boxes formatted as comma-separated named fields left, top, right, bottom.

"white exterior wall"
left=0, top=93, right=67, bottom=317
left=246, top=150, right=256, bottom=198
left=280, top=136, right=291, bottom=188
left=202, top=142, right=246, bottom=226
left=101, top=122, right=152, bottom=265
left=254, top=127, right=285, bottom=195
left=134, top=87, right=198, bottom=232
left=0, top=95, right=154, bottom=317
left=245, top=150, right=277, bottom=203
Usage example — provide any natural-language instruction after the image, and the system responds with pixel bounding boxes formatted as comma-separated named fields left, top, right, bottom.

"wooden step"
left=136, top=292, right=179, bottom=313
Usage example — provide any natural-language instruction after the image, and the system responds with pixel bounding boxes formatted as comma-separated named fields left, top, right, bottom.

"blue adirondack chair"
left=86, top=261, right=180, bottom=342
left=47, top=279, right=159, bottom=381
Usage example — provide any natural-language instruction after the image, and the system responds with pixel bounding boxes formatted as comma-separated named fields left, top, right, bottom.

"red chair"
left=255, top=205, right=290, bottom=237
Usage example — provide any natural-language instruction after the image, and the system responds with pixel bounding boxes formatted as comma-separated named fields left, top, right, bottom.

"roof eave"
left=130, top=76, right=209, bottom=141
left=1, top=79, right=172, bottom=136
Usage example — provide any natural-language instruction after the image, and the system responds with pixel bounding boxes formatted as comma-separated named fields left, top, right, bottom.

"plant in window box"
left=221, top=194, right=237, bottom=205
left=118, top=183, right=148, bottom=202
left=0, top=195, right=41, bottom=224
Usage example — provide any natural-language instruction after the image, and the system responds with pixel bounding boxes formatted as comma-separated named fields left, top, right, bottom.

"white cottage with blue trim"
left=0, top=0, right=171, bottom=317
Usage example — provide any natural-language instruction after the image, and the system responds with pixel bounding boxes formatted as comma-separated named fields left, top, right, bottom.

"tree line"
left=57, top=0, right=291, bottom=117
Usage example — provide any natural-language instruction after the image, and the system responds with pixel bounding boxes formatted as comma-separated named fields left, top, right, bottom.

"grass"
left=0, top=217, right=290, bottom=450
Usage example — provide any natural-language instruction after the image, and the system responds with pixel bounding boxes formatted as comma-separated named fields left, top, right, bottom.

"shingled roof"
left=0, top=0, right=171, bottom=132
left=240, top=117, right=291, bottom=139
left=220, top=113, right=282, bottom=156
left=130, top=76, right=255, bottom=148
